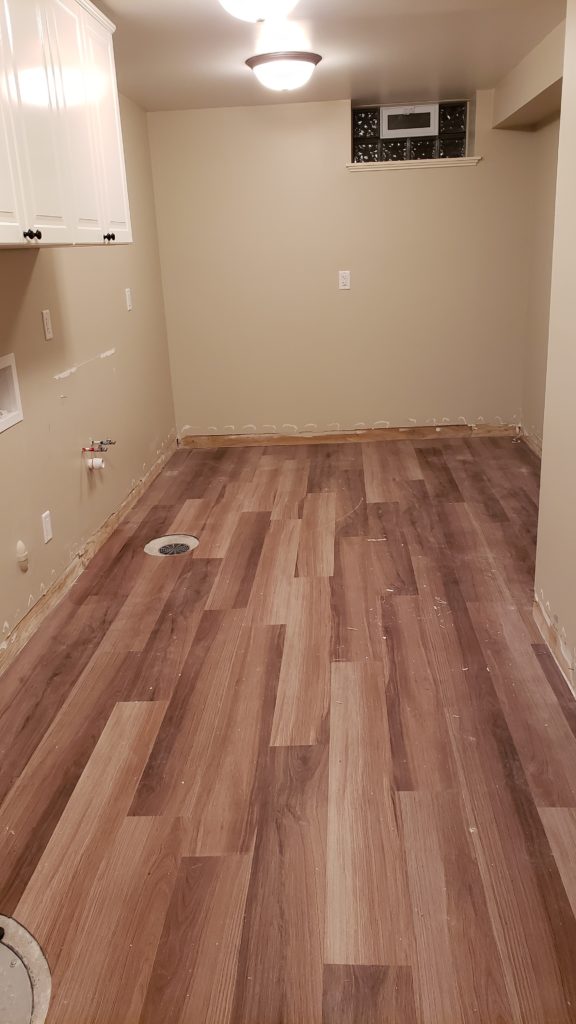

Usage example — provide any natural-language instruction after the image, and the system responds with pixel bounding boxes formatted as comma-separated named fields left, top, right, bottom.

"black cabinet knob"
left=110, top=233, right=116, bottom=241
left=34, top=230, right=42, bottom=240
left=103, top=232, right=116, bottom=242
left=23, top=229, right=42, bottom=241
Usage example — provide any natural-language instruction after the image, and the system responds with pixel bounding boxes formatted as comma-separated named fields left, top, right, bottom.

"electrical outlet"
left=41, top=309, right=54, bottom=340
left=338, top=270, right=351, bottom=290
left=41, top=510, right=53, bottom=543
left=125, top=287, right=133, bottom=311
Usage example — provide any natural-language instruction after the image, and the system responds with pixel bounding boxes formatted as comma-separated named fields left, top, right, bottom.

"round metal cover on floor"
left=0, top=917, right=51, bottom=1024
left=144, top=534, right=199, bottom=557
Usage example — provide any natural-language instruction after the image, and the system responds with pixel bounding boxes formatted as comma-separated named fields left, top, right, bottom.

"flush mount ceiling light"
left=219, top=0, right=299, bottom=22
left=246, top=51, right=322, bottom=91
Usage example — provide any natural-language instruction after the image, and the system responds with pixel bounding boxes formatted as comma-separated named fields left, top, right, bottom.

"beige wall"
left=148, top=91, right=542, bottom=440
left=493, top=21, right=564, bottom=129
left=0, top=94, right=175, bottom=642
left=535, top=0, right=576, bottom=685
left=523, top=117, right=560, bottom=452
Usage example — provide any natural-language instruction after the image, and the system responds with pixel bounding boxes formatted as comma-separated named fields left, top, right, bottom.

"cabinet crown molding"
left=74, top=0, right=115, bottom=33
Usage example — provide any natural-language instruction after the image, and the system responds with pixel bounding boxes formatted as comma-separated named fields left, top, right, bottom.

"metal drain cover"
left=0, top=917, right=51, bottom=1024
left=144, top=534, right=200, bottom=557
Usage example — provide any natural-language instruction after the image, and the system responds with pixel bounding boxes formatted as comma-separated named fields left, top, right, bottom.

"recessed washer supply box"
left=0, top=353, right=23, bottom=434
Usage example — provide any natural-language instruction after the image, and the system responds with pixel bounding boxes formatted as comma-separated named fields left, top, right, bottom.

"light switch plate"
left=125, top=288, right=133, bottom=311
left=338, top=270, right=351, bottom=290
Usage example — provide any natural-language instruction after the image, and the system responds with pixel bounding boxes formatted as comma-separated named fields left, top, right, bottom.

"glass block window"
left=352, top=108, right=379, bottom=138
left=352, top=100, right=468, bottom=164
left=353, top=139, right=380, bottom=163
left=409, top=137, right=438, bottom=161
left=381, top=138, right=408, bottom=162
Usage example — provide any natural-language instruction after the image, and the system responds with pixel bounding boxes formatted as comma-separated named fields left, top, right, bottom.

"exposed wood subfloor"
left=1, top=438, right=576, bottom=1023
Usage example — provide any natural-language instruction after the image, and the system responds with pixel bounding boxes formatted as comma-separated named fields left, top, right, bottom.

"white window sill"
left=346, top=156, right=482, bottom=172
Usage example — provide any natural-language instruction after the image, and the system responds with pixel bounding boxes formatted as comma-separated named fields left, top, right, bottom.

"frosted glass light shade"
left=246, top=51, right=322, bottom=91
left=219, top=0, right=299, bottom=22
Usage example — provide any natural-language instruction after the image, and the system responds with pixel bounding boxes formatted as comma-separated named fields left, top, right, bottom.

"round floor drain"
left=144, top=534, right=199, bottom=557
left=0, top=917, right=51, bottom=1024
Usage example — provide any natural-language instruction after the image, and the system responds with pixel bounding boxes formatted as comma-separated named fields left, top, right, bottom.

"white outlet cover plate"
left=338, top=271, right=351, bottom=290
left=41, top=511, right=52, bottom=544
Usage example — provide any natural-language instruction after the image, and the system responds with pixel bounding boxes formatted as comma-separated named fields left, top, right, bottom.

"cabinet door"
left=46, top=0, right=104, bottom=243
left=5, top=0, right=74, bottom=243
left=0, top=1, right=27, bottom=244
left=82, top=14, right=132, bottom=244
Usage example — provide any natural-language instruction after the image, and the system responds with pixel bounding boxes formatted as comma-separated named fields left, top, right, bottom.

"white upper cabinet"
left=0, top=3, right=26, bottom=243
left=0, top=0, right=132, bottom=247
left=82, top=13, right=131, bottom=244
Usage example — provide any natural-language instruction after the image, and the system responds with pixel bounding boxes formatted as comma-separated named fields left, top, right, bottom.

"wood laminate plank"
left=270, top=577, right=331, bottom=746
left=322, top=965, right=417, bottom=1024
left=362, top=441, right=423, bottom=503
left=271, top=460, right=310, bottom=520
left=138, top=622, right=283, bottom=853
left=297, top=492, right=336, bottom=577
left=198, top=483, right=249, bottom=558
left=206, top=511, right=270, bottom=610
left=166, top=494, right=218, bottom=536
left=470, top=602, right=576, bottom=808
left=231, top=745, right=327, bottom=1024
left=366, top=504, right=417, bottom=596
left=325, top=662, right=412, bottom=966
left=130, top=609, right=246, bottom=821
left=330, top=538, right=385, bottom=662
left=539, top=808, right=576, bottom=918
left=415, top=445, right=464, bottom=503
left=129, top=557, right=221, bottom=701
left=400, top=790, right=513, bottom=1024
left=0, top=597, right=123, bottom=807
left=247, top=519, right=301, bottom=625
left=140, top=854, right=252, bottom=1024
left=46, top=816, right=182, bottom=1024
left=0, top=650, right=137, bottom=913
left=238, top=466, right=281, bottom=511
left=446, top=706, right=576, bottom=1023
left=533, top=643, right=576, bottom=739
left=16, top=700, right=167, bottom=967
left=382, top=597, right=456, bottom=791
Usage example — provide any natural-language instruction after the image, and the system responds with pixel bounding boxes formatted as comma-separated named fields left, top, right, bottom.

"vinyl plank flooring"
left=1, top=438, right=575, bottom=1023
left=46, top=816, right=182, bottom=1024
left=400, top=790, right=513, bottom=1024
left=247, top=518, right=301, bottom=624
left=322, top=965, right=417, bottom=1024
left=325, top=662, right=412, bottom=966
left=271, top=459, right=310, bottom=520
left=539, top=808, right=576, bottom=917
left=130, top=609, right=247, bottom=821
left=297, top=491, right=336, bottom=577
left=140, top=853, right=252, bottom=1024
left=0, top=650, right=137, bottom=913
left=270, top=577, right=331, bottom=746
left=206, top=511, right=270, bottom=609
left=231, top=745, right=327, bottom=1024
left=16, top=700, right=167, bottom=967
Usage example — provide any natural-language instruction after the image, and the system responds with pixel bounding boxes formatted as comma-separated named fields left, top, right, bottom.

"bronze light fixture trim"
left=245, top=51, right=323, bottom=91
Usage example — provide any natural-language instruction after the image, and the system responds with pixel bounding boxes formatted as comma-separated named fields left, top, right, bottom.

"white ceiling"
left=96, top=0, right=566, bottom=112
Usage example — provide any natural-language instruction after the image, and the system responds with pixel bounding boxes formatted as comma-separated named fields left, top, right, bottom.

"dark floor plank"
left=322, top=965, right=417, bottom=1024
left=231, top=745, right=327, bottom=1024
left=140, top=853, right=252, bottom=1024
